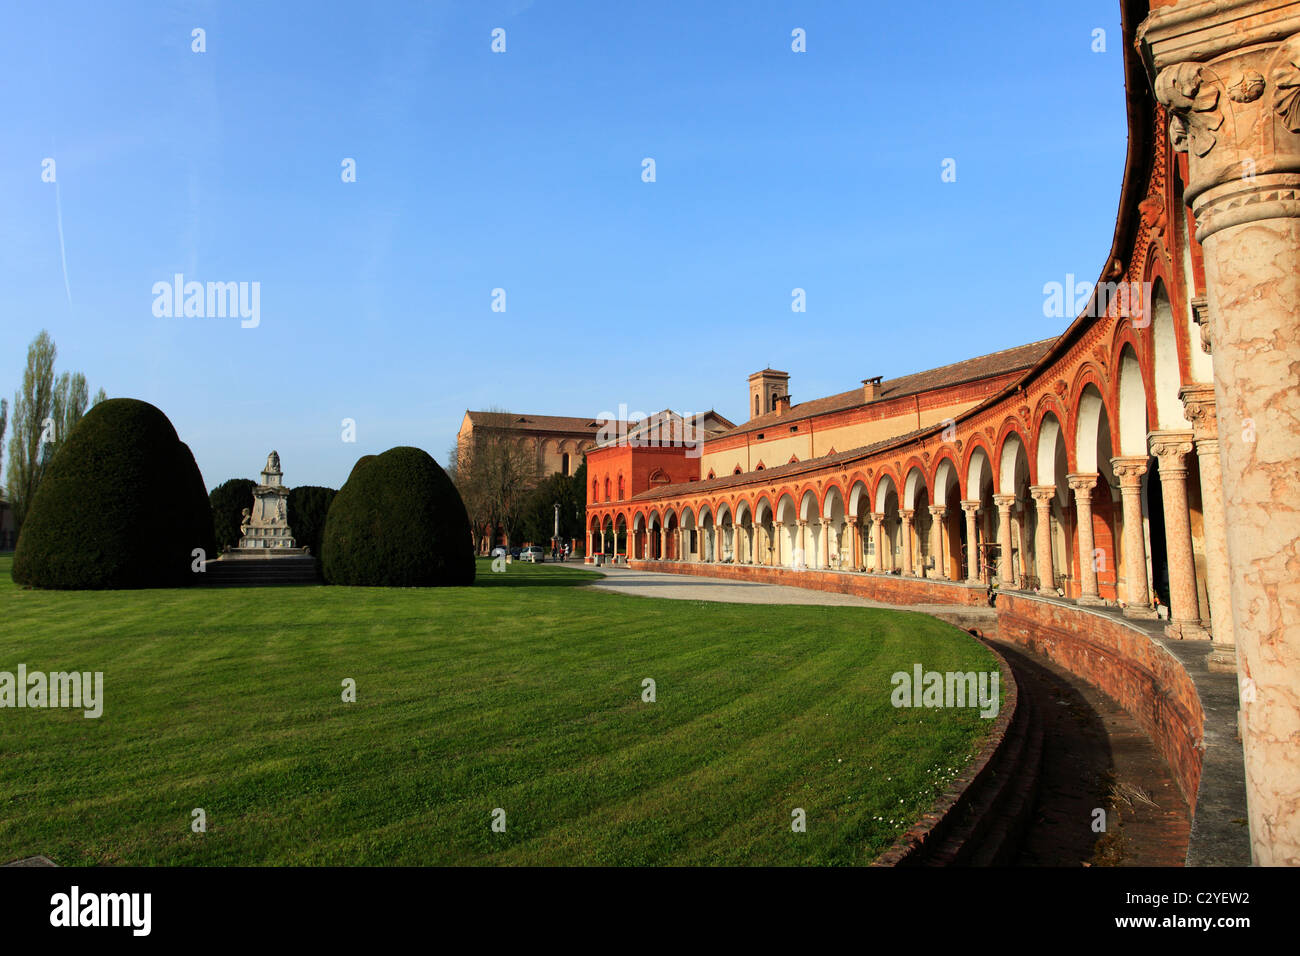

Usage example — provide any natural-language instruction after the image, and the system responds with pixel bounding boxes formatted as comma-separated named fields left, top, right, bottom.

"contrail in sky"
left=54, top=177, right=72, bottom=308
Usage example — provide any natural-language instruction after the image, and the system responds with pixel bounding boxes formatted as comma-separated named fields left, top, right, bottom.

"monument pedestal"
left=233, top=450, right=298, bottom=553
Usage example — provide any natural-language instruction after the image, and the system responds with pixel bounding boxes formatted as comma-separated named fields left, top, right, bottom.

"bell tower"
left=747, top=368, right=789, bottom=421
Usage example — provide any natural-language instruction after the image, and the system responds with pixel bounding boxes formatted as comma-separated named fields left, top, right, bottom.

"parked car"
left=510, top=547, right=523, bottom=559
left=520, top=546, right=545, bottom=563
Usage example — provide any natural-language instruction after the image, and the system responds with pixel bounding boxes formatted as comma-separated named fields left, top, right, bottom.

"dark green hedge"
left=12, top=398, right=217, bottom=589
left=322, top=446, right=474, bottom=587
left=210, top=478, right=255, bottom=551
left=287, top=485, right=336, bottom=558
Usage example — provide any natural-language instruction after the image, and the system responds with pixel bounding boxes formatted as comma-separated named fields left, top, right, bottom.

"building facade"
left=457, top=410, right=608, bottom=478
left=585, top=0, right=1300, bottom=865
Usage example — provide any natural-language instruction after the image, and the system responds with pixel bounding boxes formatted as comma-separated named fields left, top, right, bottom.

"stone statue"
left=236, top=451, right=297, bottom=550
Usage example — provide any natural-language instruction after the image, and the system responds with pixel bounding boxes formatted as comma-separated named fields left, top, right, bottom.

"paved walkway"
left=577, top=564, right=996, bottom=628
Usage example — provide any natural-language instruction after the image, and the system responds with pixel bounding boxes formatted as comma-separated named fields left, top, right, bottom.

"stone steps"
left=200, top=556, right=322, bottom=587
left=917, top=680, right=1042, bottom=865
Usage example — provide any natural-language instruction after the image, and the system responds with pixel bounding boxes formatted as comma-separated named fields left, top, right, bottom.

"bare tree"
left=452, top=408, right=542, bottom=553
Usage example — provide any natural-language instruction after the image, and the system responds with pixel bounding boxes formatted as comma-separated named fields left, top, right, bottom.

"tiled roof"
left=628, top=426, right=935, bottom=503
left=592, top=409, right=737, bottom=450
left=464, top=412, right=610, bottom=434
left=719, top=338, right=1056, bottom=440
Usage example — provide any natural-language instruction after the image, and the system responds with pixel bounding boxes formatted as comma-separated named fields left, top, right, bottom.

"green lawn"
left=0, top=554, right=999, bottom=865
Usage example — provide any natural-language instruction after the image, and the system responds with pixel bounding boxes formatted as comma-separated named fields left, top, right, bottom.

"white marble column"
left=1149, top=431, right=1209, bottom=639
left=899, top=510, right=914, bottom=575
left=1182, top=384, right=1237, bottom=669
left=960, top=501, right=980, bottom=584
left=1111, top=457, right=1156, bottom=619
left=1142, top=5, right=1300, bottom=862
left=1068, top=473, right=1105, bottom=605
left=994, top=494, right=1017, bottom=588
left=1029, top=486, right=1058, bottom=596
left=928, top=506, right=946, bottom=579
left=870, top=513, right=884, bottom=571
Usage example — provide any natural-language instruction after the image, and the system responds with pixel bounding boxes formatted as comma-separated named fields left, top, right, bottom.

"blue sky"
left=1, top=0, right=1129, bottom=490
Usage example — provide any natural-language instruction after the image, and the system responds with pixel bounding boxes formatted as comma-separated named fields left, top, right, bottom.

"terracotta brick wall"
left=996, top=593, right=1204, bottom=807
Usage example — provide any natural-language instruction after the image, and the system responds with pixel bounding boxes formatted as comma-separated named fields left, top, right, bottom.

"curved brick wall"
left=996, top=593, right=1204, bottom=807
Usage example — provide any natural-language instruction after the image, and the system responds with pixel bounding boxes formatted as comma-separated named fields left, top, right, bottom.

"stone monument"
left=237, top=451, right=298, bottom=551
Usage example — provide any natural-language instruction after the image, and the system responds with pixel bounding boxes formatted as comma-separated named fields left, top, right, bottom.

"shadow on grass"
left=472, top=561, right=600, bottom=588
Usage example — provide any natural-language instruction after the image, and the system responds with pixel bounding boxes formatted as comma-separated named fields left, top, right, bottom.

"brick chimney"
left=862, top=376, right=884, bottom=402
left=774, top=394, right=792, bottom=417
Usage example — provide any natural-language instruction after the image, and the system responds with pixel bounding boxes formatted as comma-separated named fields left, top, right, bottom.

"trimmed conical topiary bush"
left=322, top=446, right=475, bottom=587
left=12, top=398, right=216, bottom=589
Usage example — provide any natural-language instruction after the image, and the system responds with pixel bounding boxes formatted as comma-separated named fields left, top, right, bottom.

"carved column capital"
left=1180, top=383, right=1220, bottom=443
left=928, top=505, right=947, bottom=519
left=1029, top=485, right=1057, bottom=506
left=899, top=509, right=914, bottom=523
left=1067, top=472, right=1100, bottom=495
left=1149, top=430, right=1196, bottom=468
left=960, top=500, right=981, bottom=516
left=993, top=493, right=1017, bottom=511
left=1140, top=6, right=1300, bottom=240
left=1110, top=455, right=1150, bottom=488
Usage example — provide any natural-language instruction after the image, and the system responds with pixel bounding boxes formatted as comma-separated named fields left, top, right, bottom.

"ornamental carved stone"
left=1273, top=33, right=1300, bottom=132
left=1110, top=456, right=1150, bottom=487
left=1229, top=70, right=1265, bottom=103
left=1067, top=473, right=1099, bottom=495
left=1148, top=431, right=1196, bottom=468
left=1139, top=195, right=1168, bottom=240
left=1155, top=62, right=1224, bottom=157
left=1180, top=384, right=1220, bottom=442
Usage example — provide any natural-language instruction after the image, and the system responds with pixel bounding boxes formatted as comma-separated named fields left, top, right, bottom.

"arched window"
left=756, top=462, right=765, bottom=471
left=593, top=479, right=598, bottom=500
left=707, top=470, right=716, bottom=480
left=733, top=466, right=743, bottom=475
left=562, top=452, right=570, bottom=476
left=617, top=475, right=625, bottom=499
left=754, top=395, right=759, bottom=416
left=604, top=477, right=610, bottom=501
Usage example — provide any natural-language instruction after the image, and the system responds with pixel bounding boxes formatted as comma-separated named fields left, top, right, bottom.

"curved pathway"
left=566, top=562, right=1190, bottom=866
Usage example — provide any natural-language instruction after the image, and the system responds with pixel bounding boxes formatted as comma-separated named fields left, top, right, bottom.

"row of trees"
left=1, top=331, right=106, bottom=537
left=449, top=408, right=587, bottom=554
left=12, top=394, right=476, bottom=589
